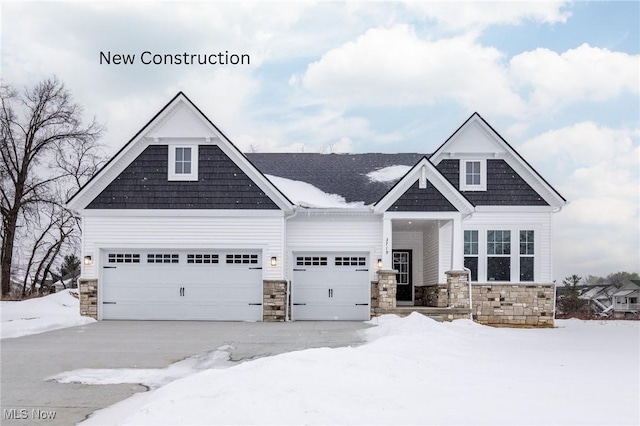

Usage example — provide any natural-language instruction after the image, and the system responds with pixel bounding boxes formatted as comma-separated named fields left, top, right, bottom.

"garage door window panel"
left=297, top=256, right=327, bottom=266
left=335, top=257, right=366, bottom=266
left=147, top=254, right=179, bottom=264
left=187, top=254, right=219, bottom=264
left=226, top=254, right=258, bottom=264
left=108, top=253, right=140, bottom=263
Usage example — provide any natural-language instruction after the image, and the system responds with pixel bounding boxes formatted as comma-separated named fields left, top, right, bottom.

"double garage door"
left=101, top=249, right=263, bottom=321
left=292, top=253, right=370, bottom=321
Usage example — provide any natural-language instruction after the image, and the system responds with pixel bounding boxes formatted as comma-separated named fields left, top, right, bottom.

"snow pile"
left=0, top=289, right=95, bottom=339
left=367, top=165, right=411, bottom=182
left=51, top=346, right=233, bottom=389
left=80, top=313, right=639, bottom=425
left=267, top=174, right=365, bottom=208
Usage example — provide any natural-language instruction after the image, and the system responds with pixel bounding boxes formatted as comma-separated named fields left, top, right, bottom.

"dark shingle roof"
left=246, top=153, right=425, bottom=204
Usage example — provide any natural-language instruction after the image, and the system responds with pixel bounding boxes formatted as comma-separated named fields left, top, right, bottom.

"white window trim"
left=168, top=145, right=199, bottom=181
left=463, top=225, right=541, bottom=284
left=459, top=159, right=486, bottom=191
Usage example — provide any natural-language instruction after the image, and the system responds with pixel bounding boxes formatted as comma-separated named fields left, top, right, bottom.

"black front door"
left=393, top=250, right=412, bottom=302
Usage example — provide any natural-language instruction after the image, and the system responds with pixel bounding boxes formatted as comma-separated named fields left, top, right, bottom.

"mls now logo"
left=4, top=408, right=57, bottom=420
left=3, top=409, right=28, bottom=419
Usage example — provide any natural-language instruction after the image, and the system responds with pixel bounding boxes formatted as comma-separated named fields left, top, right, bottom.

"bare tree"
left=0, top=77, right=103, bottom=297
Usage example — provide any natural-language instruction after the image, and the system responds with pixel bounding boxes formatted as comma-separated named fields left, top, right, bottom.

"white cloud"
left=520, top=122, right=639, bottom=278
left=295, top=25, right=525, bottom=116
left=510, top=43, right=640, bottom=112
left=406, top=1, right=571, bottom=31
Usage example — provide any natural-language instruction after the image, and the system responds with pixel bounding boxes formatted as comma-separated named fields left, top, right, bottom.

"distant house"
left=612, top=281, right=640, bottom=318
left=578, top=285, right=618, bottom=316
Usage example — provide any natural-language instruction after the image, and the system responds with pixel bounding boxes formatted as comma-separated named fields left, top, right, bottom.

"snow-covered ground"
left=0, top=289, right=95, bottom=339
left=74, top=314, right=638, bottom=425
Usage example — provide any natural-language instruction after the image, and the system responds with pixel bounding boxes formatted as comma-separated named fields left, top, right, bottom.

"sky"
left=1, top=1, right=638, bottom=281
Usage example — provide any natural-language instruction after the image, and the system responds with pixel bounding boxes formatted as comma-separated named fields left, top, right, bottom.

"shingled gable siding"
left=87, top=145, right=279, bottom=209
left=389, top=180, right=457, bottom=211
left=436, top=159, right=549, bottom=206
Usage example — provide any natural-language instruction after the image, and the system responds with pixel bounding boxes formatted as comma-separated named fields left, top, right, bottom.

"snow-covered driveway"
left=82, top=314, right=639, bottom=425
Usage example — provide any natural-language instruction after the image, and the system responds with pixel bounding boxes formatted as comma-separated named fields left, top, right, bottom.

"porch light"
left=377, top=259, right=382, bottom=269
left=270, top=256, right=277, bottom=267
left=83, top=255, right=93, bottom=266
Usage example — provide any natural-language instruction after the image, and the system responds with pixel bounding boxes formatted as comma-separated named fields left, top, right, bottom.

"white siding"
left=82, top=215, right=285, bottom=280
left=438, top=220, right=453, bottom=282
left=286, top=215, right=382, bottom=282
left=423, top=222, right=440, bottom=285
left=393, top=232, right=423, bottom=291
left=462, top=212, right=552, bottom=283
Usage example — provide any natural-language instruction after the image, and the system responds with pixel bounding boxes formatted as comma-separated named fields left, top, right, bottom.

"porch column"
left=382, top=217, right=392, bottom=269
left=451, top=215, right=464, bottom=270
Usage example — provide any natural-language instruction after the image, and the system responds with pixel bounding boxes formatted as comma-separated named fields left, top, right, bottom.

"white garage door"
left=292, top=253, right=370, bottom=320
left=101, top=250, right=263, bottom=321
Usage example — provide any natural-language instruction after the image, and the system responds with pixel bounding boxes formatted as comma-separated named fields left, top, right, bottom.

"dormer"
left=429, top=113, right=566, bottom=209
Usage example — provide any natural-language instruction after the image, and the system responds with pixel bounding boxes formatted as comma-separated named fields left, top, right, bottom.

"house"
left=66, top=92, right=566, bottom=327
left=612, top=281, right=640, bottom=318
left=578, top=285, right=618, bottom=316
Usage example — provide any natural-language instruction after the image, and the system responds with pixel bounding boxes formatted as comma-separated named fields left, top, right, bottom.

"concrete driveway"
left=1, top=321, right=370, bottom=425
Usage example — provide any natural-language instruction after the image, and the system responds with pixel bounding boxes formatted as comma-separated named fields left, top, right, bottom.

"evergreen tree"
left=558, top=274, right=587, bottom=315
left=59, top=254, right=80, bottom=277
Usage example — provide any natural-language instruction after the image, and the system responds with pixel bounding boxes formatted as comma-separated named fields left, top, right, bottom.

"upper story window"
left=459, top=159, right=486, bottom=191
left=168, top=145, right=198, bottom=181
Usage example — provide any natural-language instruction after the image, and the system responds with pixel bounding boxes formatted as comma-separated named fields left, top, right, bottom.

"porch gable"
left=374, top=157, right=473, bottom=214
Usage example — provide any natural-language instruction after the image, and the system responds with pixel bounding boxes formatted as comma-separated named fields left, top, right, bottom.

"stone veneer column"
left=376, top=269, right=398, bottom=310
left=445, top=270, right=470, bottom=309
left=79, top=279, right=98, bottom=319
left=263, top=280, right=287, bottom=322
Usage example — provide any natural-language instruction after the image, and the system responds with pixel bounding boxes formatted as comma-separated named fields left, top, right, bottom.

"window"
left=630, top=297, right=638, bottom=304
left=296, top=256, right=327, bottom=266
left=459, top=159, right=486, bottom=191
left=108, top=253, right=140, bottom=263
left=187, top=254, right=219, bottom=264
left=226, top=254, right=258, bottom=264
left=147, top=254, right=179, bottom=264
left=466, top=161, right=481, bottom=185
left=519, top=230, right=534, bottom=281
left=168, top=145, right=198, bottom=181
left=175, top=147, right=191, bottom=174
left=335, top=257, right=366, bottom=266
left=464, top=230, right=478, bottom=281
left=487, top=230, right=510, bottom=281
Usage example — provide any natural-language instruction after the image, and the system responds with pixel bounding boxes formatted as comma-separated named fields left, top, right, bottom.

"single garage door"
left=292, top=252, right=370, bottom=320
left=101, top=250, right=263, bottom=321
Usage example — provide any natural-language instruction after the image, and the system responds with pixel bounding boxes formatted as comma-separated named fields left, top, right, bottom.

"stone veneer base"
left=79, top=279, right=98, bottom=320
left=472, top=284, right=554, bottom=327
left=263, top=280, right=287, bottom=322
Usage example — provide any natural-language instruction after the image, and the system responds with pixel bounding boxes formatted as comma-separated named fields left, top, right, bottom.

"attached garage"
left=291, top=252, right=370, bottom=320
left=101, top=249, right=263, bottom=321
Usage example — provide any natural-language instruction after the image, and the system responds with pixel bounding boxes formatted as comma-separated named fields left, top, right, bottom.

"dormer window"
left=460, top=159, right=486, bottom=191
left=168, top=145, right=198, bottom=181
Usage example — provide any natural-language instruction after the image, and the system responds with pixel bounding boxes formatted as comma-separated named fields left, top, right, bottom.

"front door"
left=393, top=250, right=412, bottom=302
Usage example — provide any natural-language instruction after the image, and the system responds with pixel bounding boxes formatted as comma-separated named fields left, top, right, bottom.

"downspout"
left=463, top=266, right=473, bottom=321
left=461, top=209, right=474, bottom=321
left=283, top=206, right=299, bottom=322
